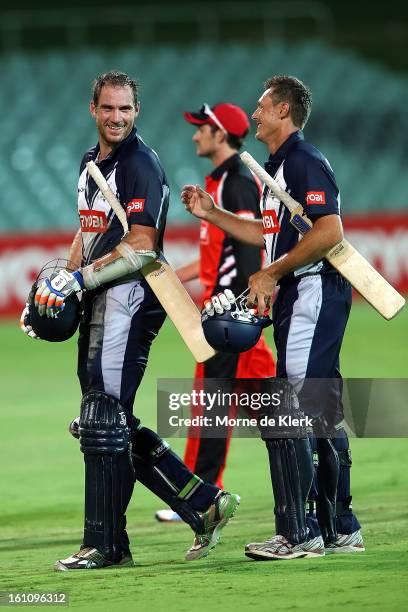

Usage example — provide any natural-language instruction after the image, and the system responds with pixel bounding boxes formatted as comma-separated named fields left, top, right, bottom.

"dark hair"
left=209, top=125, right=245, bottom=151
left=264, top=75, right=312, bottom=129
left=92, top=70, right=139, bottom=106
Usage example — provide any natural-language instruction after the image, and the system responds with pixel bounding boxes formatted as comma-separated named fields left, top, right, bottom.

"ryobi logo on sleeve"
left=306, top=191, right=326, bottom=205
left=126, top=199, right=145, bottom=216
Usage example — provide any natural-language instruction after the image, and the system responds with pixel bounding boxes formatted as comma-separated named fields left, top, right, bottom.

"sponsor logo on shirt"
left=262, top=210, right=280, bottom=234
left=79, top=210, right=107, bottom=233
left=126, top=199, right=145, bottom=216
left=306, top=191, right=326, bottom=205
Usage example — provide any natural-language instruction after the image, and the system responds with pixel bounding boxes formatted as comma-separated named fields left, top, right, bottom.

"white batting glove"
left=203, top=289, right=236, bottom=316
left=19, top=304, right=40, bottom=340
left=34, top=269, right=84, bottom=318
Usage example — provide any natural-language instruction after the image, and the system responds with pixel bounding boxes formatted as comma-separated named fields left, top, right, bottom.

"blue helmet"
left=201, top=291, right=272, bottom=353
left=25, top=260, right=82, bottom=342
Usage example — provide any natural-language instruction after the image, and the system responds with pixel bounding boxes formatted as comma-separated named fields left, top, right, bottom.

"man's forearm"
left=206, top=207, right=264, bottom=247
left=81, top=224, right=158, bottom=289
left=67, top=229, right=82, bottom=271
left=267, top=215, right=343, bottom=281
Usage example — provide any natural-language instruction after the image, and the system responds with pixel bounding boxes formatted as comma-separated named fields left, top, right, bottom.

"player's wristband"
left=72, top=270, right=84, bottom=289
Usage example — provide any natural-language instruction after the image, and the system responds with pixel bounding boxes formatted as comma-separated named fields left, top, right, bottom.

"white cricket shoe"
left=155, top=509, right=182, bottom=523
left=185, top=491, right=240, bottom=561
left=245, top=534, right=325, bottom=560
left=54, top=547, right=133, bottom=571
left=325, top=529, right=365, bottom=554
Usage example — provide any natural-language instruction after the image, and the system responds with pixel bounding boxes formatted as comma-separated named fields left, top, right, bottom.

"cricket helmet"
left=25, top=260, right=82, bottom=342
left=201, top=290, right=272, bottom=354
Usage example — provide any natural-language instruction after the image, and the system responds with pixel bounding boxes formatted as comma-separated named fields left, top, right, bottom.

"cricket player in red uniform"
left=156, top=103, right=275, bottom=522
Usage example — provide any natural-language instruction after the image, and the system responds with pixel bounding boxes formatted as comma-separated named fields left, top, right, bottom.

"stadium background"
left=0, top=1, right=407, bottom=610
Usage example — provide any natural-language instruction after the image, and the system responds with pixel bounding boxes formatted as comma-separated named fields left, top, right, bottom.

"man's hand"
left=203, top=289, right=236, bottom=316
left=181, top=184, right=215, bottom=219
left=34, top=269, right=84, bottom=318
left=247, top=268, right=278, bottom=316
left=19, top=304, right=40, bottom=339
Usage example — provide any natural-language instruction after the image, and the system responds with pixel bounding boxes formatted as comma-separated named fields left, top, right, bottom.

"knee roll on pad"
left=259, top=380, right=308, bottom=439
left=79, top=391, right=130, bottom=454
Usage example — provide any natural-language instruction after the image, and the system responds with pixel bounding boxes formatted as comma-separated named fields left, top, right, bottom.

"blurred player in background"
left=182, top=76, right=363, bottom=559
left=22, top=71, right=240, bottom=568
left=156, top=103, right=275, bottom=523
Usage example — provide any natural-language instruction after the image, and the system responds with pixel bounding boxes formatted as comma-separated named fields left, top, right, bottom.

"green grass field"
left=0, top=302, right=407, bottom=611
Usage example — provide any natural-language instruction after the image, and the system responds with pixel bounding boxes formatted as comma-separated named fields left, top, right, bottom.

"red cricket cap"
left=183, top=103, right=250, bottom=137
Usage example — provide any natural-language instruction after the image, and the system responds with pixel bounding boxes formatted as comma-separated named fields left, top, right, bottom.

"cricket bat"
left=86, top=160, right=216, bottom=362
left=240, top=151, right=405, bottom=320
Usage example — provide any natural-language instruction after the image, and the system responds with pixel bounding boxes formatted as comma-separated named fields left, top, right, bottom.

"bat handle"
left=290, top=213, right=312, bottom=235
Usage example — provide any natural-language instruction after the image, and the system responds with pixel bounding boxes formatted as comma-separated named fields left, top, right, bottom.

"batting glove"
left=19, top=303, right=41, bottom=339
left=203, top=289, right=236, bottom=316
left=34, top=269, right=84, bottom=318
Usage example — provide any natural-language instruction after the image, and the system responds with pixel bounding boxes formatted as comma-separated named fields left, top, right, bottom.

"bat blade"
left=240, top=150, right=406, bottom=320
left=326, top=240, right=405, bottom=320
left=141, top=260, right=216, bottom=362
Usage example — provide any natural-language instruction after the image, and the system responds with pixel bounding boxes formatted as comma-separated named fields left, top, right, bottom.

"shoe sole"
left=54, top=558, right=134, bottom=571
left=185, top=494, right=240, bottom=561
left=325, top=545, right=365, bottom=555
left=245, top=549, right=325, bottom=561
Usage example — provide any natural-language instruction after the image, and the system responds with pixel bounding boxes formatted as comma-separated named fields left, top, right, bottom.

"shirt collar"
left=208, top=153, right=240, bottom=180
left=265, top=130, right=303, bottom=170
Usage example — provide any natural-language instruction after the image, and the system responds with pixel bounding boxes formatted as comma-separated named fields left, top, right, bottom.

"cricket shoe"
left=155, top=509, right=182, bottom=523
left=325, top=529, right=365, bottom=554
left=245, top=534, right=325, bottom=560
left=54, top=547, right=134, bottom=571
left=185, top=491, right=240, bottom=561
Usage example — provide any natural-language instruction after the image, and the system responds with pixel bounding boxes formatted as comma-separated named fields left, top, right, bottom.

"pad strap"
left=336, top=497, right=352, bottom=516
left=338, top=449, right=352, bottom=467
left=316, top=438, right=339, bottom=543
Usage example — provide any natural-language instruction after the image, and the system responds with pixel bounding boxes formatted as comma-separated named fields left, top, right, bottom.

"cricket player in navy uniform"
left=182, top=76, right=364, bottom=559
left=27, top=71, right=239, bottom=569
left=156, top=103, right=275, bottom=523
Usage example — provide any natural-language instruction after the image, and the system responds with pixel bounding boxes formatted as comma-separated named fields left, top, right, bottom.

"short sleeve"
left=121, top=152, right=168, bottom=228
left=284, top=149, right=340, bottom=220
